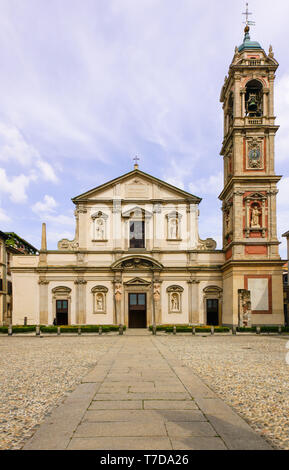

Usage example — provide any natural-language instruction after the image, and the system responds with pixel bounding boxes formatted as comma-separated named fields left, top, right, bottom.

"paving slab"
left=67, top=437, right=172, bottom=450
left=22, top=335, right=273, bottom=450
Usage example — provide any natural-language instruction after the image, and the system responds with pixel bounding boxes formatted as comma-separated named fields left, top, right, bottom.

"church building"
left=10, top=24, right=285, bottom=328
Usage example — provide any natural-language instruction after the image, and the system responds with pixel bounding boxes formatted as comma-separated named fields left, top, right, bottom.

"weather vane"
left=242, top=2, right=255, bottom=28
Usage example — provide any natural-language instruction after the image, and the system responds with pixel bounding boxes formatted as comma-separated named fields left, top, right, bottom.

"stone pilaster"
left=74, top=279, right=87, bottom=324
left=38, top=278, right=49, bottom=324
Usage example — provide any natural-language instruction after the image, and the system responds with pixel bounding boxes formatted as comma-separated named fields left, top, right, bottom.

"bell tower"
left=219, top=9, right=284, bottom=326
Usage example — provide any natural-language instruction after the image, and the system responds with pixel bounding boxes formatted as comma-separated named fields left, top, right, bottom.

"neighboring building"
left=0, top=232, right=38, bottom=325
left=11, top=25, right=285, bottom=327
left=0, top=230, right=9, bottom=326
left=282, top=232, right=289, bottom=326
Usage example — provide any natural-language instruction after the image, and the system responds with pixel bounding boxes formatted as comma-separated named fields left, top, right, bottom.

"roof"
left=72, top=168, right=202, bottom=204
left=5, top=232, right=38, bottom=254
left=0, top=230, right=9, bottom=241
left=238, top=30, right=262, bottom=52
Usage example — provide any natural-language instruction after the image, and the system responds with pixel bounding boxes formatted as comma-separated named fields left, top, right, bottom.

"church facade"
left=10, top=27, right=285, bottom=328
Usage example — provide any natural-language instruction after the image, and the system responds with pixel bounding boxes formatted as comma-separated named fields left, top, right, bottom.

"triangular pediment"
left=124, top=277, right=151, bottom=286
left=72, top=169, right=201, bottom=203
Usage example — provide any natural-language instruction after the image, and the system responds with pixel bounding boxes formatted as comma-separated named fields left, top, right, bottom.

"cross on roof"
left=242, top=2, right=255, bottom=27
left=133, top=156, right=140, bottom=168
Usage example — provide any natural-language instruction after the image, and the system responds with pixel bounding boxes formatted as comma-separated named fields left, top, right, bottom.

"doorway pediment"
left=124, top=277, right=151, bottom=286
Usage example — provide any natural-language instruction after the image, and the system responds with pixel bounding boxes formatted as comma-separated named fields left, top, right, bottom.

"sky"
left=0, top=0, right=289, bottom=256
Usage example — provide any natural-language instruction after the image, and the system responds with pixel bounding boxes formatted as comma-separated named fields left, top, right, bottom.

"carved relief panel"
left=245, top=137, right=265, bottom=171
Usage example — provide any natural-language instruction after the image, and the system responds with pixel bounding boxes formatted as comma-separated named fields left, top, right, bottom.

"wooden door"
left=206, top=299, right=219, bottom=326
left=56, top=300, right=68, bottom=325
left=129, top=293, right=147, bottom=328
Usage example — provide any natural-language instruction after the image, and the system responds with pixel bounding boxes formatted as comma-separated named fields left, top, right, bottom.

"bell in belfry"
left=247, top=93, right=258, bottom=113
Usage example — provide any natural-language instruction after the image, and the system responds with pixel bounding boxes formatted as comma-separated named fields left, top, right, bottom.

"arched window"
left=245, top=80, right=263, bottom=117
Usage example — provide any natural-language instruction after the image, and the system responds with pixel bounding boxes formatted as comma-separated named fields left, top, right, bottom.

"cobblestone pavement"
left=0, top=334, right=287, bottom=450
left=0, top=336, right=115, bottom=449
left=161, top=335, right=289, bottom=450
left=22, top=335, right=271, bottom=450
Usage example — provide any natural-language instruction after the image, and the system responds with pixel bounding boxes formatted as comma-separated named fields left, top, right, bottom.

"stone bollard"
left=278, top=325, right=282, bottom=335
left=256, top=326, right=261, bottom=335
left=232, top=326, right=237, bottom=335
left=173, top=326, right=176, bottom=335
left=211, top=326, right=214, bottom=335
left=78, top=327, right=81, bottom=336
left=24, top=317, right=27, bottom=326
left=35, top=325, right=41, bottom=336
left=192, top=327, right=196, bottom=336
left=99, top=326, right=102, bottom=335
left=57, top=327, right=61, bottom=336
left=119, top=324, right=123, bottom=335
left=8, top=325, right=13, bottom=336
left=152, top=324, right=157, bottom=336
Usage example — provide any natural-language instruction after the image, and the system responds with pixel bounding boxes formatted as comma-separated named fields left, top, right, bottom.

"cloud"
left=0, top=168, right=36, bottom=203
left=32, top=195, right=58, bottom=214
left=189, top=172, right=223, bottom=197
left=32, top=195, right=74, bottom=226
left=36, top=160, right=58, bottom=183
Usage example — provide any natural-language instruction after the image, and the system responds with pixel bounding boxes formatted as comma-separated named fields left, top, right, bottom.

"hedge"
left=149, top=325, right=289, bottom=333
left=0, top=325, right=126, bottom=334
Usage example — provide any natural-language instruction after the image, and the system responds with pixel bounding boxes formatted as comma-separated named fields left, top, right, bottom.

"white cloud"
left=32, top=195, right=58, bottom=214
left=46, top=214, right=74, bottom=226
left=0, top=168, right=36, bottom=203
left=36, top=160, right=58, bottom=183
left=189, top=172, right=223, bottom=197
left=32, top=195, right=74, bottom=226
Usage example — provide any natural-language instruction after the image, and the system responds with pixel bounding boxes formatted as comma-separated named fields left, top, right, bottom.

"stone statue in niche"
left=96, top=293, right=104, bottom=311
left=169, top=218, right=178, bottom=239
left=95, top=218, right=105, bottom=239
left=171, top=293, right=180, bottom=311
left=251, top=205, right=261, bottom=228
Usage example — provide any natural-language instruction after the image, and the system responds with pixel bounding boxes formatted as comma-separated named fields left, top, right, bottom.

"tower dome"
left=238, top=26, right=262, bottom=52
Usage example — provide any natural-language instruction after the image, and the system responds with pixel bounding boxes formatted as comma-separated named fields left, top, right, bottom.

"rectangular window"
left=129, top=221, right=145, bottom=248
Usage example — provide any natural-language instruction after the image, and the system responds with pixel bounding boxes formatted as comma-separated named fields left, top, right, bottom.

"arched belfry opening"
left=245, top=79, right=263, bottom=117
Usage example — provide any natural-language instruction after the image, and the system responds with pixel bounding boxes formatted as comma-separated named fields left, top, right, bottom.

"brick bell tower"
left=219, top=10, right=284, bottom=326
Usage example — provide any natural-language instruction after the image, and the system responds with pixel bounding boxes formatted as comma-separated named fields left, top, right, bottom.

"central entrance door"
left=129, top=293, right=147, bottom=328
left=56, top=300, right=68, bottom=325
left=206, top=299, right=219, bottom=326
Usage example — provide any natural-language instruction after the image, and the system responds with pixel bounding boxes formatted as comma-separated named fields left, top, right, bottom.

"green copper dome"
left=238, top=29, right=262, bottom=52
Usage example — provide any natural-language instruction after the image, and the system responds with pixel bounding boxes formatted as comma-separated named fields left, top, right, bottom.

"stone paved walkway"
left=23, top=335, right=272, bottom=450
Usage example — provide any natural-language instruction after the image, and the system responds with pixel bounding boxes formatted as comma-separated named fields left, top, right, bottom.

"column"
left=269, top=74, right=275, bottom=117
left=39, top=278, right=49, bottom=324
left=75, top=279, right=87, bottom=324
